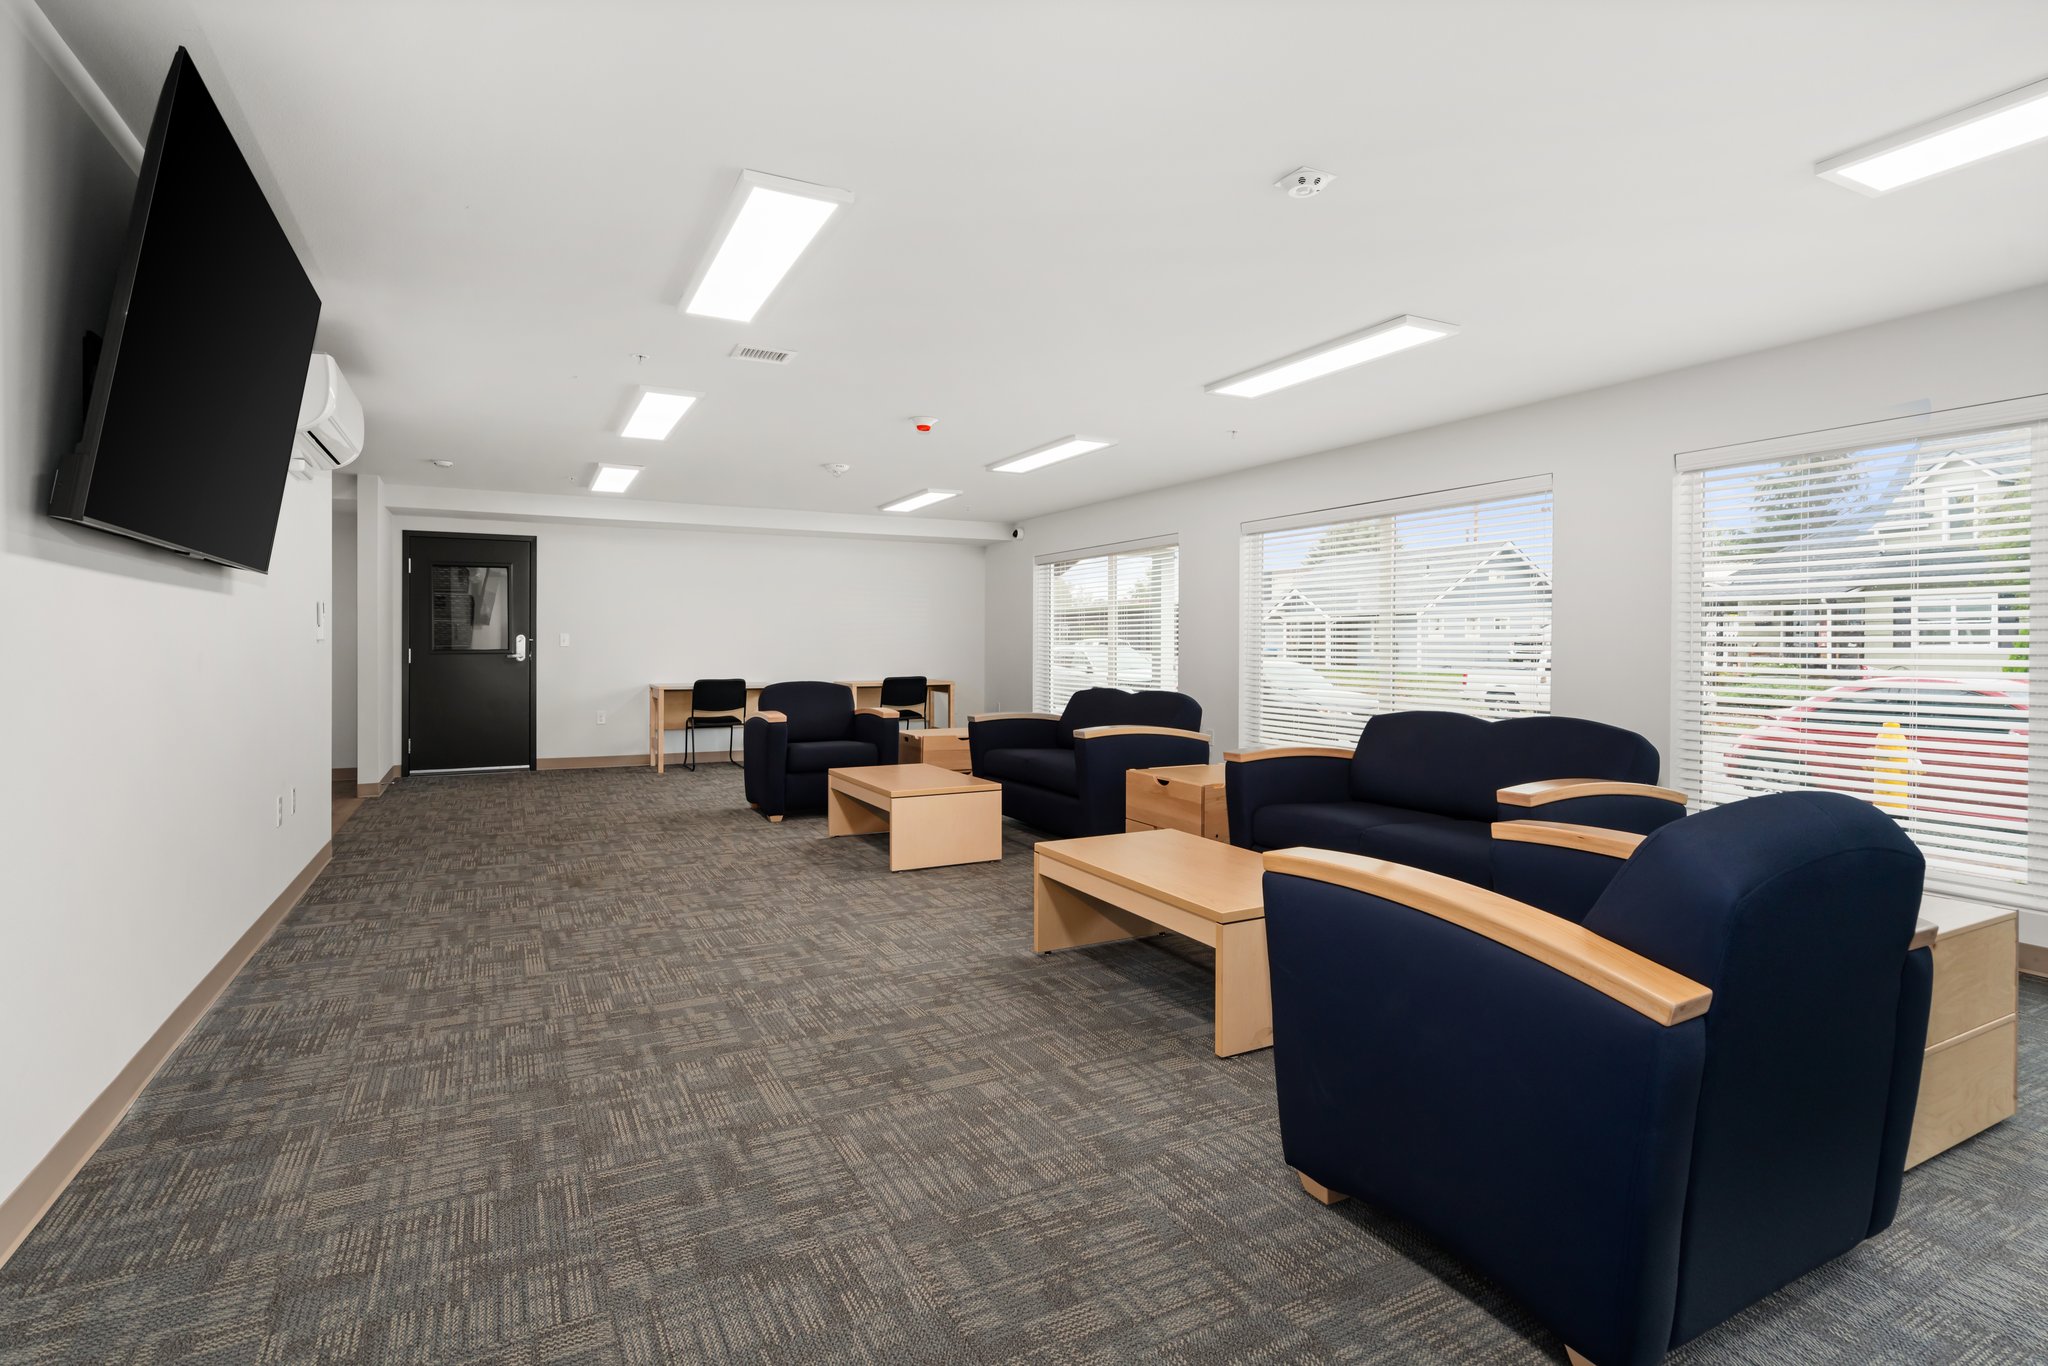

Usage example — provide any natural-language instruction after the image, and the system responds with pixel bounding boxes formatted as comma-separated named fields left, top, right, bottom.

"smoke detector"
left=822, top=462, right=851, bottom=478
left=909, top=416, right=937, bottom=433
left=1276, top=166, right=1335, bottom=198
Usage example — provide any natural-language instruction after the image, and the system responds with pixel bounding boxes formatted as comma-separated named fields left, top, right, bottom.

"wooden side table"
left=900, top=727, right=970, bottom=772
left=1125, top=763, right=1229, bottom=842
left=1907, top=898, right=2019, bottom=1166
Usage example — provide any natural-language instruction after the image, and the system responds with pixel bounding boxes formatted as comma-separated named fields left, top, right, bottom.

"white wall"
left=384, top=514, right=988, bottom=760
left=986, top=283, right=2048, bottom=941
left=332, top=503, right=356, bottom=768
left=0, top=14, right=332, bottom=1210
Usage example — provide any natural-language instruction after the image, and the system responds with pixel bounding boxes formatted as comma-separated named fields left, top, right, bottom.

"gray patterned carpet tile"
left=0, top=766, right=2042, bottom=1364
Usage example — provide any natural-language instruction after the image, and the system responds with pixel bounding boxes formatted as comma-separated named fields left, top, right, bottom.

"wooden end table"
left=1125, top=762, right=1229, bottom=841
left=900, top=727, right=971, bottom=772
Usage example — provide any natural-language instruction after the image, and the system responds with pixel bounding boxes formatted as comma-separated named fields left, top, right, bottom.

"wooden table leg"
left=828, top=784, right=889, bottom=838
left=651, top=688, right=665, bottom=773
left=1032, top=870, right=1158, bottom=952
left=889, top=790, right=1000, bottom=871
left=1212, top=917, right=1273, bottom=1057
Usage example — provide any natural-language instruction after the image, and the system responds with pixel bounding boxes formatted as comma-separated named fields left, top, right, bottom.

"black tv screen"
left=48, top=47, right=320, bottom=573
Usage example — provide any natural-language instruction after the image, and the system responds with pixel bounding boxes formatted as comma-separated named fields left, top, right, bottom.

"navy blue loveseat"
left=1226, top=710, right=1685, bottom=889
left=743, top=681, right=899, bottom=820
left=1264, top=790, right=1933, bottom=1366
left=969, top=687, right=1207, bottom=838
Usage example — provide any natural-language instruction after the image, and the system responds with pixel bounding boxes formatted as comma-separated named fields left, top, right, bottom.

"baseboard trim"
left=0, top=840, right=333, bottom=1271
left=356, top=764, right=400, bottom=798
left=537, top=754, right=653, bottom=771
left=2019, top=942, right=2048, bottom=979
left=331, top=767, right=357, bottom=797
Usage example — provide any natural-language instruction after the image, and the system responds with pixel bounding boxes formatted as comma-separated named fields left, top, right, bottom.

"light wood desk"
left=1033, top=828, right=1270, bottom=1057
left=837, top=680, right=957, bottom=727
left=648, top=682, right=766, bottom=773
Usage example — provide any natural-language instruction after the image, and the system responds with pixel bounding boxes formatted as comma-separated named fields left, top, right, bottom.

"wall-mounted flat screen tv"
left=47, top=47, right=320, bottom=573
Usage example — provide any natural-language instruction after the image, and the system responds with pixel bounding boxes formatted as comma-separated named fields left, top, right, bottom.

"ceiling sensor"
left=822, top=462, right=851, bottom=477
left=1276, top=166, right=1335, bottom=198
left=910, top=416, right=936, bottom=433
left=730, top=343, right=796, bottom=365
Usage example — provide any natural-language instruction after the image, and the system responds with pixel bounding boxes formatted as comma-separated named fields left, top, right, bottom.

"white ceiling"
left=39, top=0, right=2048, bottom=524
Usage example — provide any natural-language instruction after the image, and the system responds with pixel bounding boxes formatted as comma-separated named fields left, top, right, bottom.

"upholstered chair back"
left=1055, top=688, right=1203, bottom=748
left=759, top=681, right=854, bottom=742
left=1347, top=711, right=1496, bottom=818
left=1346, top=711, right=1664, bottom=822
left=1488, top=715, right=1660, bottom=790
left=1580, top=790, right=1928, bottom=1342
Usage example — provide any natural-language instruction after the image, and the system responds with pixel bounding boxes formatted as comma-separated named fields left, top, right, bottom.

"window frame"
left=1031, top=537, right=1180, bottom=715
left=1670, top=395, right=2048, bottom=911
left=1238, top=476, right=1555, bottom=751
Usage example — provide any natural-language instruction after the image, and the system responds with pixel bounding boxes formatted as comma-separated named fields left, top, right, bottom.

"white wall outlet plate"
left=559, top=632, right=570, bottom=647
left=597, top=710, right=606, bottom=724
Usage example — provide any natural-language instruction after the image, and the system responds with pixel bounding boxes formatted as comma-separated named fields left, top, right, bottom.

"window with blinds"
left=1673, top=410, right=2046, bottom=904
left=1032, top=540, right=1179, bottom=714
left=1240, top=479, right=1554, bottom=748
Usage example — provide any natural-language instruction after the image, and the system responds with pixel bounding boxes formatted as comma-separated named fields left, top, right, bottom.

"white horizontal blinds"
left=1673, top=419, right=2045, bottom=904
left=1033, top=543, right=1180, bottom=714
left=1240, top=483, right=1554, bottom=749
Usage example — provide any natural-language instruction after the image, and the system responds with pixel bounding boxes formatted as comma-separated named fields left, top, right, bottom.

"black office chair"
left=684, top=678, right=747, bottom=770
left=879, top=676, right=928, bottom=728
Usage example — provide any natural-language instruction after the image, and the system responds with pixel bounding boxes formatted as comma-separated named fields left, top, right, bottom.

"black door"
left=404, top=532, right=536, bottom=773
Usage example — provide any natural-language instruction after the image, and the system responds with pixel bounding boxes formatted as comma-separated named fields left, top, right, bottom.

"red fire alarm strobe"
left=910, top=416, right=936, bottom=433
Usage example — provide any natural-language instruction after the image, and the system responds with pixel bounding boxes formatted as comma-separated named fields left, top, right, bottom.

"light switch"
left=559, top=632, right=570, bottom=647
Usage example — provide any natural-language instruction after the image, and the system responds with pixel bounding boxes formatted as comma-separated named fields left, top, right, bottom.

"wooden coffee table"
left=1032, top=828, right=1270, bottom=1057
left=827, top=763, right=1003, bottom=871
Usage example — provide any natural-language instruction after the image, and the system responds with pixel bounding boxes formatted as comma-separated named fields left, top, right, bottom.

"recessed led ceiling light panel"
left=619, top=388, right=698, bottom=440
left=988, top=435, right=1116, bottom=475
left=1818, top=75, right=2048, bottom=194
left=880, top=488, right=960, bottom=513
left=682, top=169, right=855, bottom=322
left=591, top=464, right=642, bottom=494
left=1206, top=316, right=1460, bottom=398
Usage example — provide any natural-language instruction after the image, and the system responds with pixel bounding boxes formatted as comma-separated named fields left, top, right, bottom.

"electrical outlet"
left=291, top=787, right=298, bottom=814
left=275, top=796, right=283, bottom=828
left=596, top=710, right=606, bottom=725
left=559, top=632, right=570, bottom=647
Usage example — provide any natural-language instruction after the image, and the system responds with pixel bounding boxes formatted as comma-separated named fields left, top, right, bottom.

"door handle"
left=512, top=633, right=527, bottom=662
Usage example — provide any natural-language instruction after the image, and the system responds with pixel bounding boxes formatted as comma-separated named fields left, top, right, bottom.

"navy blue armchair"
left=1227, top=711, right=1686, bottom=889
left=1265, top=791, right=1933, bottom=1366
left=969, top=687, right=1207, bottom=837
left=743, top=681, right=899, bottom=820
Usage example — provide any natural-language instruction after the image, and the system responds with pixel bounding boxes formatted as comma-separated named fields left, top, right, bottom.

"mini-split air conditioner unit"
left=293, top=353, right=363, bottom=472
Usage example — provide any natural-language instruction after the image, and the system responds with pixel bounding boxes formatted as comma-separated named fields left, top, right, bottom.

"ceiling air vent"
left=729, top=344, right=796, bottom=365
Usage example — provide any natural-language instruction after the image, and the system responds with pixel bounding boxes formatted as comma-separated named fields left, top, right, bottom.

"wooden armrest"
left=1498, top=779, right=1688, bottom=808
left=754, top=710, right=788, bottom=723
left=1262, top=847, right=1711, bottom=1026
left=1072, top=725, right=1212, bottom=742
left=855, top=707, right=899, bottom=719
left=1224, top=746, right=1356, bottom=763
left=1491, top=821, right=1645, bottom=860
left=1909, top=918, right=1937, bottom=952
left=970, top=711, right=1060, bottom=722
